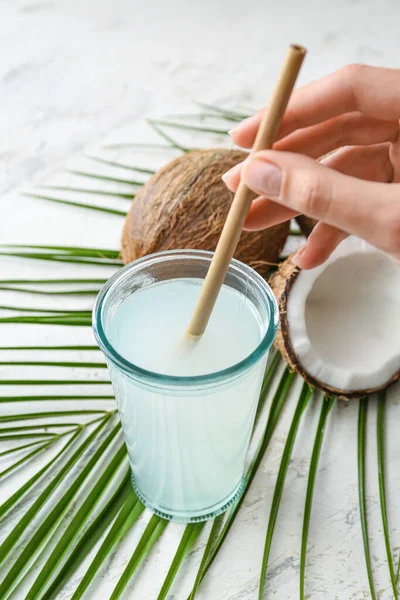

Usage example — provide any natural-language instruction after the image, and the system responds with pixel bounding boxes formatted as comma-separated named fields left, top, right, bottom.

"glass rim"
left=92, top=249, right=279, bottom=388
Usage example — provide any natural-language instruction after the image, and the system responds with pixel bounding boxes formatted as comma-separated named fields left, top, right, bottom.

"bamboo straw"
left=186, top=44, right=307, bottom=338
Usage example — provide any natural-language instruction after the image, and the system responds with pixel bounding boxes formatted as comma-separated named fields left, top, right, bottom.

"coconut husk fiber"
left=121, top=149, right=290, bottom=278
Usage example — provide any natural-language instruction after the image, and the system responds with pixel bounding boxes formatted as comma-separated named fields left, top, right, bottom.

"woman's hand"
left=222, top=64, right=400, bottom=268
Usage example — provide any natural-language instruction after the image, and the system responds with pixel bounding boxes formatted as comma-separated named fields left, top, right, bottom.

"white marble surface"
left=1, top=1, right=400, bottom=599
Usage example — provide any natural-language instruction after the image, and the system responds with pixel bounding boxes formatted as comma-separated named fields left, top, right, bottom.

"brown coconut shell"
left=270, top=257, right=400, bottom=400
left=295, top=215, right=318, bottom=237
left=121, top=149, right=290, bottom=278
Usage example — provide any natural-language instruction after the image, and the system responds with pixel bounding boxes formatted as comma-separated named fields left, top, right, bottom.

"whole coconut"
left=121, top=149, right=289, bottom=278
left=295, top=215, right=318, bottom=237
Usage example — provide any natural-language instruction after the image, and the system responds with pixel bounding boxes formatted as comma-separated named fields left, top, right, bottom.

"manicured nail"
left=228, top=116, right=254, bottom=137
left=242, top=159, right=282, bottom=198
left=292, top=246, right=306, bottom=267
left=221, top=162, right=242, bottom=184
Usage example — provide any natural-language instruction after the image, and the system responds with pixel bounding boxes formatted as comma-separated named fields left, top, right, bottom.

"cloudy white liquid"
left=108, top=279, right=268, bottom=520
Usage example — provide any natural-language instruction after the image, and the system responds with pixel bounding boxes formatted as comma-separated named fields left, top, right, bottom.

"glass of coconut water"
left=93, top=250, right=278, bottom=522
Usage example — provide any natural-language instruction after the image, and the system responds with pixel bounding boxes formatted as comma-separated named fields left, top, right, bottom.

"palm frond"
left=358, top=397, right=376, bottom=599
left=0, top=279, right=106, bottom=285
left=0, top=440, right=53, bottom=481
left=253, top=350, right=281, bottom=430
left=377, top=391, right=398, bottom=599
left=150, top=118, right=229, bottom=136
left=0, top=286, right=100, bottom=296
left=147, top=119, right=190, bottom=152
left=0, top=439, right=51, bottom=458
left=157, top=523, right=206, bottom=600
left=300, top=395, right=335, bottom=599
left=0, top=410, right=108, bottom=423
left=37, top=184, right=134, bottom=199
left=0, top=244, right=120, bottom=258
left=68, top=488, right=144, bottom=600
left=22, top=192, right=127, bottom=216
left=0, top=345, right=99, bottom=350
left=23, top=445, right=128, bottom=599
left=0, top=316, right=92, bottom=326
left=110, top=515, right=168, bottom=599
left=0, top=379, right=110, bottom=385
left=188, top=514, right=225, bottom=600
left=42, top=474, right=135, bottom=599
left=0, top=360, right=105, bottom=368
left=87, top=154, right=155, bottom=175
left=0, top=395, right=113, bottom=403
left=0, top=418, right=120, bottom=597
left=0, top=250, right=122, bottom=266
left=68, top=169, right=145, bottom=186
left=102, top=141, right=179, bottom=150
left=195, top=102, right=249, bottom=121
left=258, top=382, right=312, bottom=600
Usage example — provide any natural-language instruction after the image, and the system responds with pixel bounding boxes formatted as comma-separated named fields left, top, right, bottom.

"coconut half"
left=270, top=236, right=400, bottom=399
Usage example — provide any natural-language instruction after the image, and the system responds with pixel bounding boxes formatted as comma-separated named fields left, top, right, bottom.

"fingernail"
left=228, top=116, right=253, bottom=137
left=292, top=246, right=306, bottom=267
left=221, top=162, right=242, bottom=184
left=242, top=159, right=282, bottom=198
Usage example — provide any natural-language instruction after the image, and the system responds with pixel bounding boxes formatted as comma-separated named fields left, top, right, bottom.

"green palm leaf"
left=42, top=475, right=135, bottom=599
left=195, top=102, right=249, bottom=120
left=87, top=154, right=155, bottom=175
left=0, top=418, right=120, bottom=597
left=377, top=391, right=398, bottom=599
left=300, top=395, right=335, bottom=599
left=0, top=439, right=53, bottom=481
left=0, top=439, right=50, bottom=457
left=149, top=118, right=229, bottom=136
left=0, top=360, right=105, bottom=367
left=68, top=169, right=145, bottom=186
left=147, top=119, right=190, bottom=152
left=0, top=285, right=100, bottom=295
left=157, top=523, right=206, bottom=600
left=0, top=244, right=120, bottom=258
left=23, top=192, right=127, bottom=216
left=0, top=379, right=110, bottom=385
left=258, top=383, right=312, bottom=599
left=110, top=515, right=169, bottom=599
left=0, top=395, right=113, bottom=403
left=358, top=397, right=376, bottom=599
left=69, top=489, right=145, bottom=600
left=37, top=184, right=134, bottom=199
left=188, top=514, right=225, bottom=600
left=23, top=444, right=128, bottom=599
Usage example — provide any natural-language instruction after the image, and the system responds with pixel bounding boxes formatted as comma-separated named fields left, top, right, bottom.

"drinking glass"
left=93, top=250, right=278, bottom=522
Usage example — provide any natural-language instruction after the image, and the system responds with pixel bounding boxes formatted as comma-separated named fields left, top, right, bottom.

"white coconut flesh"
left=287, top=236, right=400, bottom=392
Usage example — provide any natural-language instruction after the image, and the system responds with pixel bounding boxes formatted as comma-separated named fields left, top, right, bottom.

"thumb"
left=241, top=150, right=400, bottom=257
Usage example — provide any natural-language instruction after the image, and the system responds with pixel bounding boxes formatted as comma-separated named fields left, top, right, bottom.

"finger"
left=322, top=143, right=393, bottom=182
left=225, top=121, right=394, bottom=189
left=241, top=144, right=391, bottom=231
left=294, top=144, right=392, bottom=269
left=230, top=64, right=400, bottom=147
left=293, top=223, right=348, bottom=269
left=275, top=113, right=398, bottom=158
left=240, top=150, right=400, bottom=254
left=244, top=197, right=298, bottom=231
left=221, top=161, right=242, bottom=191
left=231, top=144, right=392, bottom=192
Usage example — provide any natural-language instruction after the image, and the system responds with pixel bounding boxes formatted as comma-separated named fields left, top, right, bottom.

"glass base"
left=131, top=475, right=245, bottom=523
